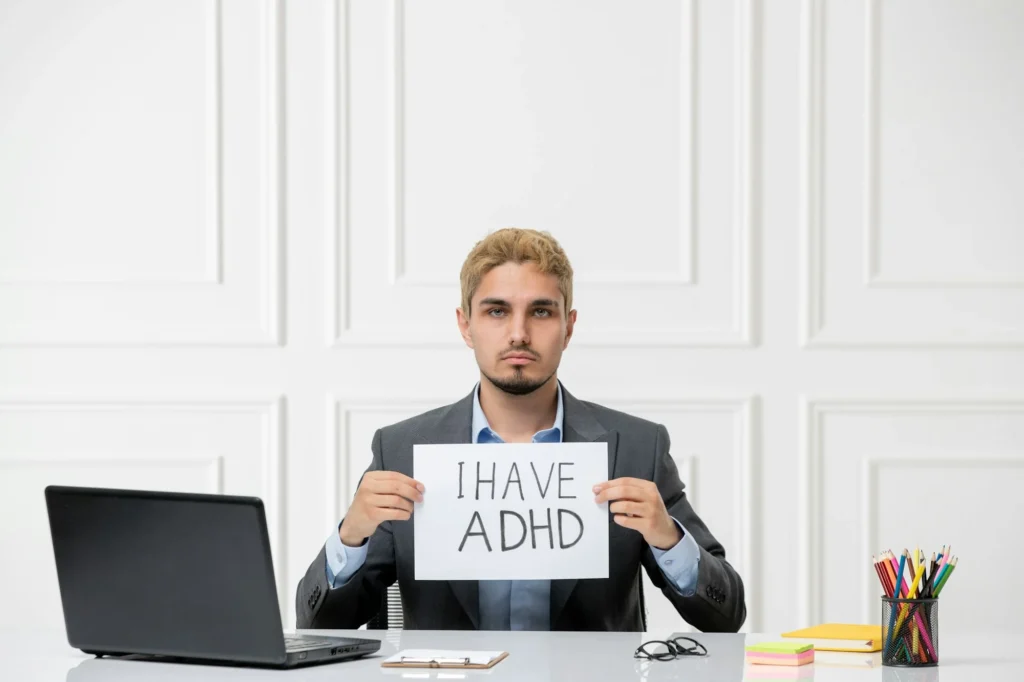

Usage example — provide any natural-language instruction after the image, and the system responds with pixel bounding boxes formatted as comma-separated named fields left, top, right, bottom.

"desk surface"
left=3, top=628, right=1020, bottom=682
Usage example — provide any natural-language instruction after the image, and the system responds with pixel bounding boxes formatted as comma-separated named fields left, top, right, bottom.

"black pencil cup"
left=881, top=597, right=939, bottom=667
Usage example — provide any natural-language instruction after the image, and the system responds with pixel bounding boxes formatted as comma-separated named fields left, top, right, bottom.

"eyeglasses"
left=634, top=636, right=708, bottom=661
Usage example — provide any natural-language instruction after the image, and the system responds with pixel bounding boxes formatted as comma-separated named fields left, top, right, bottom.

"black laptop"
left=44, top=485, right=381, bottom=668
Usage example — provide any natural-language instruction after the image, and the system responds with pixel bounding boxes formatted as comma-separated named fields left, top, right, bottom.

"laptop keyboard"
left=284, top=634, right=346, bottom=652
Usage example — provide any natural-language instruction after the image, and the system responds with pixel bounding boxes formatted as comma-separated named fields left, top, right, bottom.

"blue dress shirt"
left=324, top=382, right=701, bottom=629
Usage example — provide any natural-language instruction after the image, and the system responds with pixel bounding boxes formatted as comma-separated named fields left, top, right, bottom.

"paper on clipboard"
left=382, top=649, right=508, bottom=669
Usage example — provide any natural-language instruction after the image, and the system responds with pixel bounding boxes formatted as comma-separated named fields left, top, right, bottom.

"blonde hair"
left=459, top=228, right=574, bottom=318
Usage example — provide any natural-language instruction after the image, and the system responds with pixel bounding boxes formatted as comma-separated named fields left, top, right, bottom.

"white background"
left=1, top=0, right=1022, bottom=635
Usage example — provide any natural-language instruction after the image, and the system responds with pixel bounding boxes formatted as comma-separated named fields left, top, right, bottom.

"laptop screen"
left=45, top=486, right=287, bottom=664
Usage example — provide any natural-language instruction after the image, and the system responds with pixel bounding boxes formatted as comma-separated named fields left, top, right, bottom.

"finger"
left=367, top=479, right=424, bottom=503
left=371, top=507, right=412, bottom=523
left=601, top=477, right=656, bottom=491
left=593, top=478, right=656, bottom=496
left=378, top=470, right=426, bottom=493
left=595, top=485, right=649, bottom=504
left=368, top=470, right=426, bottom=493
left=613, top=514, right=642, bottom=531
left=609, top=500, right=650, bottom=517
left=370, top=494, right=414, bottom=513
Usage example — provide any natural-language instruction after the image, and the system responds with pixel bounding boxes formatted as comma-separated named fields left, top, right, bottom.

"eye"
left=487, top=308, right=505, bottom=317
left=534, top=309, right=551, bottom=317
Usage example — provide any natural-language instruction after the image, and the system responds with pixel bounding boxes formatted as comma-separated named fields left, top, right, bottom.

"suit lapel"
left=550, top=385, right=618, bottom=629
left=419, top=389, right=480, bottom=628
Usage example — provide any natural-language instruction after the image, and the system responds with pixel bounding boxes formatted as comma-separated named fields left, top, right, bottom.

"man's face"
left=457, top=262, right=576, bottom=396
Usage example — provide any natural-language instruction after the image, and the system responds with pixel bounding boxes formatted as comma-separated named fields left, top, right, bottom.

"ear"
left=563, top=309, right=577, bottom=349
left=456, top=307, right=474, bottom=348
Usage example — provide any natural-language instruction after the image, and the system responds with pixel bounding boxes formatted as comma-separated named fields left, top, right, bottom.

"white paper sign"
left=413, top=442, right=609, bottom=580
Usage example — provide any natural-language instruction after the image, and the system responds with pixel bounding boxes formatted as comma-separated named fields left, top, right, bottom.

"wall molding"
left=798, top=397, right=1024, bottom=628
left=0, top=396, right=286, bottom=615
left=0, top=455, right=224, bottom=494
left=859, top=454, right=1024, bottom=623
left=329, top=0, right=756, bottom=347
left=385, top=0, right=698, bottom=290
left=799, top=0, right=1024, bottom=348
left=259, top=0, right=286, bottom=347
left=861, top=0, right=1024, bottom=289
left=0, top=2, right=224, bottom=287
left=0, top=0, right=282, bottom=347
left=797, top=0, right=824, bottom=348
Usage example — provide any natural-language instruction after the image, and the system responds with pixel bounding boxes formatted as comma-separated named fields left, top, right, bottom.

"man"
left=296, top=228, right=745, bottom=632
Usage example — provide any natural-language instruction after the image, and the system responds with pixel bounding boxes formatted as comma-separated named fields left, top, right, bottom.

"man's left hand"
left=593, top=477, right=682, bottom=550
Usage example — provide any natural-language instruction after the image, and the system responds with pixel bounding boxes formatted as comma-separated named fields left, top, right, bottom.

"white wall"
left=1, top=0, right=1022, bottom=635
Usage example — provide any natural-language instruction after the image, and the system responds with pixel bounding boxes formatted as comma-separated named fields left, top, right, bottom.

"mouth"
left=502, top=353, right=537, bottom=365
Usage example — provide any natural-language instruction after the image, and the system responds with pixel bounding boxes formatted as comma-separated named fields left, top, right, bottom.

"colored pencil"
left=894, top=551, right=907, bottom=599
left=933, top=559, right=952, bottom=591
left=887, top=552, right=904, bottom=596
left=885, top=551, right=907, bottom=646
left=873, top=545, right=958, bottom=664
left=934, top=557, right=957, bottom=597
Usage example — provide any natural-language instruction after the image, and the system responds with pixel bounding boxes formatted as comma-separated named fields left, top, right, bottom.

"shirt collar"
left=472, top=381, right=564, bottom=444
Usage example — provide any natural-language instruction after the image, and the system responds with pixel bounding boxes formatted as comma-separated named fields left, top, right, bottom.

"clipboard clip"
left=399, top=656, right=471, bottom=668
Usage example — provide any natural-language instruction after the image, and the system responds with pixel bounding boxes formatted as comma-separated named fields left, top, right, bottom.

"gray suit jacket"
left=296, top=384, right=746, bottom=632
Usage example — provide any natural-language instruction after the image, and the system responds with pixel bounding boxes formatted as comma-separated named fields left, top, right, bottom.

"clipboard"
left=381, top=650, right=509, bottom=669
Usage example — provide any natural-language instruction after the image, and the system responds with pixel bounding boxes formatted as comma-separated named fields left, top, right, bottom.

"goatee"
left=482, top=368, right=555, bottom=396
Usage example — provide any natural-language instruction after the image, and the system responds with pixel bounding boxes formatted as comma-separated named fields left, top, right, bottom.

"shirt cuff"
left=324, top=525, right=369, bottom=589
left=649, top=517, right=700, bottom=596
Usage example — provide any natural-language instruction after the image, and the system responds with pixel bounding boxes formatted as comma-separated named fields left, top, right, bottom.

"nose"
left=508, top=311, right=530, bottom=347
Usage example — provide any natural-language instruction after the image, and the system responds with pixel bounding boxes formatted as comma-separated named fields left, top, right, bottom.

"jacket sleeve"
left=295, top=428, right=397, bottom=628
left=639, top=424, right=747, bottom=632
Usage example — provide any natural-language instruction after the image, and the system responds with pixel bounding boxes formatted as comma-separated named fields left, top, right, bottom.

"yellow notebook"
left=780, top=624, right=883, bottom=653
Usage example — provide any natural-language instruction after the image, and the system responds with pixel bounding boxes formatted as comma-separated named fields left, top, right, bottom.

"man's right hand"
left=339, top=471, right=424, bottom=547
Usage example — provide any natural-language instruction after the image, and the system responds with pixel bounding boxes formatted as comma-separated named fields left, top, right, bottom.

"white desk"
left=3, top=629, right=1019, bottom=681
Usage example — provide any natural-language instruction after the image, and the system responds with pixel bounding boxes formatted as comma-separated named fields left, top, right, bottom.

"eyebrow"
left=478, top=297, right=561, bottom=308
